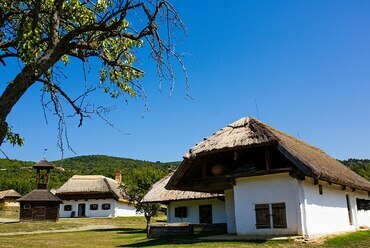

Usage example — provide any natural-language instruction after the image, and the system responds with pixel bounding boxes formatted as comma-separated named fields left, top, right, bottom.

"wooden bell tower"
left=33, top=159, right=54, bottom=190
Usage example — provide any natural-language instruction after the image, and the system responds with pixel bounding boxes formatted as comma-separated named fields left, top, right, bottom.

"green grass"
left=323, top=230, right=370, bottom=248
left=0, top=217, right=369, bottom=248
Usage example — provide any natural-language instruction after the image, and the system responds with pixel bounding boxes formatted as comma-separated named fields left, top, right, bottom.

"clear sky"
left=1, top=0, right=370, bottom=162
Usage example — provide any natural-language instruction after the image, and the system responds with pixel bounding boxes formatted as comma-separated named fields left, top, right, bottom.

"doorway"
left=78, top=203, right=86, bottom=217
left=33, top=206, right=46, bottom=221
left=199, top=205, right=212, bottom=224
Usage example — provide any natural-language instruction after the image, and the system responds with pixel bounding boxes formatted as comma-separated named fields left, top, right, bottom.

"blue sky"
left=1, top=0, right=370, bottom=162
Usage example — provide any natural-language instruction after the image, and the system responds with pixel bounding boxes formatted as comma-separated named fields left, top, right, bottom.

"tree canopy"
left=0, top=0, right=186, bottom=153
left=122, top=165, right=166, bottom=225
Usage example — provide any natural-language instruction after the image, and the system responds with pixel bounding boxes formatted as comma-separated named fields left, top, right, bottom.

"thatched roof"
left=167, top=116, right=370, bottom=192
left=17, top=190, right=62, bottom=203
left=56, top=175, right=123, bottom=199
left=142, top=173, right=223, bottom=203
left=33, top=159, right=54, bottom=169
left=0, top=189, right=21, bottom=200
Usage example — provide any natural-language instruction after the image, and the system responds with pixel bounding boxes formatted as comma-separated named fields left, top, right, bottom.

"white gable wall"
left=167, top=198, right=226, bottom=224
left=233, top=173, right=299, bottom=235
left=114, top=201, right=142, bottom=216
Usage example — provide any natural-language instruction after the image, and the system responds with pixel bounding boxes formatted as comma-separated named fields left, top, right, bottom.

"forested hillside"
left=340, top=159, right=370, bottom=181
left=0, top=155, right=179, bottom=195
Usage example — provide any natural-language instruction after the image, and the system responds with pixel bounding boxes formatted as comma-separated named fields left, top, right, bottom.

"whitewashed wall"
left=167, top=198, right=226, bottom=224
left=354, top=191, right=370, bottom=227
left=233, top=173, right=299, bottom=235
left=355, top=191, right=370, bottom=227
left=115, top=201, right=143, bottom=217
left=60, top=199, right=140, bottom=218
left=3, top=201, right=19, bottom=207
left=224, top=189, right=236, bottom=233
left=302, top=178, right=370, bottom=236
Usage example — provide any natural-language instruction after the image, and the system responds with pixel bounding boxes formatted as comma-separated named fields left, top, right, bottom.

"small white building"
left=167, top=117, right=370, bottom=237
left=142, top=173, right=226, bottom=224
left=0, top=189, right=21, bottom=207
left=56, top=174, right=142, bottom=218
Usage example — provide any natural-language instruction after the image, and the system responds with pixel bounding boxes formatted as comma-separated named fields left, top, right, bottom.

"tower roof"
left=17, top=189, right=62, bottom=203
left=33, top=159, right=54, bottom=169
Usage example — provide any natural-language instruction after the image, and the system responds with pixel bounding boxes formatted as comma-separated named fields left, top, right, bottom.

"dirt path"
left=0, top=224, right=118, bottom=236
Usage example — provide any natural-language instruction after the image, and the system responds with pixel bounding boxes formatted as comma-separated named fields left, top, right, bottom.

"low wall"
left=148, top=223, right=227, bottom=238
left=148, top=223, right=194, bottom=238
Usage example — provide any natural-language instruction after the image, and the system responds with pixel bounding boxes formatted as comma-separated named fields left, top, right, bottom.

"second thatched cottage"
left=166, top=117, right=370, bottom=237
left=56, top=173, right=141, bottom=218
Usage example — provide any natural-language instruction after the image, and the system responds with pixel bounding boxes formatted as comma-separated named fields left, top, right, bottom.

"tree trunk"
left=0, top=46, right=66, bottom=147
left=145, top=212, right=151, bottom=238
left=0, top=64, right=38, bottom=146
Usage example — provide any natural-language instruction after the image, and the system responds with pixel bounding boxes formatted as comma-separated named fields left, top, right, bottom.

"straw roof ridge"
left=168, top=116, right=370, bottom=192
left=142, top=172, right=223, bottom=203
left=0, top=189, right=21, bottom=199
left=56, top=175, right=123, bottom=199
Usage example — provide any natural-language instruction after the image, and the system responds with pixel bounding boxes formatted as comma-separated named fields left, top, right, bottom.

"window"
left=272, top=203, right=287, bottom=228
left=255, top=203, right=287, bottom=229
left=102, top=203, right=111, bottom=210
left=174, top=207, right=187, bottom=218
left=23, top=204, right=31, bottom=210
left=357, top=198, right=370, bottom=211
left=90, top=204, right=98, bottom=210
left=64, top=205, right=72, bottom=211
left=255, top=204, right=271, bottom=229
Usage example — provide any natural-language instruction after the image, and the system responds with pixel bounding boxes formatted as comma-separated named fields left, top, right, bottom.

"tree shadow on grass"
left=117, top=237, right=269, bottom=247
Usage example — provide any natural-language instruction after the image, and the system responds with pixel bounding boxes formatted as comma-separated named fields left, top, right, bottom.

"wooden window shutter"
left=272, top=203, right=287, bottom=228
left=255, top=204, right=271, bottom=229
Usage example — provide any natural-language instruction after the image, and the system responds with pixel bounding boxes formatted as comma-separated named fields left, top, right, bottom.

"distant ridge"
left=0, top=155, right=180, bottom=195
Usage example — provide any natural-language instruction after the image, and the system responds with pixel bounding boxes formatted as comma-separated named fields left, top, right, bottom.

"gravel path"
left=0, top=224, right=117, bottom=236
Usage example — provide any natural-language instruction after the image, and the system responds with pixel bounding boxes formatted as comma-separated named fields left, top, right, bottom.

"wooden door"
left=78, top=203, right=86, bottom=217
left=33, top=206, right=46, bottom=221
left=199, top=205, right=212, bottom=224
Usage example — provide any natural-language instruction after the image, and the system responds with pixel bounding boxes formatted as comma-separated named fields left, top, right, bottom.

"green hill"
left=340, top=158, right=370, bottom=181
left=0, top=155, right=179, bottom=195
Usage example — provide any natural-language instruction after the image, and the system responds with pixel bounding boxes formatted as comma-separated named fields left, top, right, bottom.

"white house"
left=166, top=117, right=370, bottom=237
left=142, top=173, right=226, bottom=224
left=0, top=189, right=21, bottom=207
left=56, top=174, right=142, bottom=218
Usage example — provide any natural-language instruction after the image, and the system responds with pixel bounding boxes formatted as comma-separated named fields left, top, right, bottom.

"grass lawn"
left=0, top=217, right=369, bottom=247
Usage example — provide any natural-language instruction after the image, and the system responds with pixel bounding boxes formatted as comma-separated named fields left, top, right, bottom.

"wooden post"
left=264, top=146, right=271, bottom=171
left=202, top=161, right=207, bottom=179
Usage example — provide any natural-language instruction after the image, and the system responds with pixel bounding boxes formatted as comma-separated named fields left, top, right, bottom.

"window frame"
left=255, top=202, right=287, bottom=229
left=90, top=204, right=99, bottom=211
left=102, top=203, right=111, bottom=210
left=174, top=206, right=187, bottom=218
left=64, top=205, right=72, bottom=211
